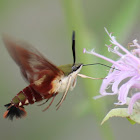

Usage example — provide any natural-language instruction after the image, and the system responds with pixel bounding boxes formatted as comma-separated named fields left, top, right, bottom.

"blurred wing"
left=3, top=35, right=63, bottom=83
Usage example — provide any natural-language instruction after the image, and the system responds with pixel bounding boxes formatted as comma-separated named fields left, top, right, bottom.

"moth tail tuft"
left=3, top=103, right=27, bottom=120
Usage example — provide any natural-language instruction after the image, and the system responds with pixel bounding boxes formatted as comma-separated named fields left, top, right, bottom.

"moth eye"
left=72, top=65, right=81, bottom=72
left=72, top=66, right=77, bottom=71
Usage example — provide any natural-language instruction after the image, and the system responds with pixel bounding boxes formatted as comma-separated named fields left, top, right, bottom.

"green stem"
left=61, top=1, right=114, bottom=140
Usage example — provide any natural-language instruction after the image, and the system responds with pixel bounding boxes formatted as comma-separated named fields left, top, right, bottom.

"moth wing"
left=3, top=35, right=64, bottom=85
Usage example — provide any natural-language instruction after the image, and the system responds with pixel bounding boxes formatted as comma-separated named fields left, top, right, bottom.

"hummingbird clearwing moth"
left=3, top=31, right=103, bottom=120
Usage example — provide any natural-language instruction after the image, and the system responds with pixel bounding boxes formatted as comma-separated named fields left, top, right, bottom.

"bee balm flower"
left=84, top=28, right=140, bottom=114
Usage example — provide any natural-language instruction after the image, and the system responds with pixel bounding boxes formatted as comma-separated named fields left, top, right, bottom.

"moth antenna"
left=72, top=31, right=76, bottom=66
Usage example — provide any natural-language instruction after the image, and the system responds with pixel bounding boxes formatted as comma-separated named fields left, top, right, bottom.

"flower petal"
left=118, top=78, right=138, bottom=104
left=128, top=92, right=140, bottom=114
left=112, top=72, right=134, bottom=93
left=100, top=75, right=114, bottom=94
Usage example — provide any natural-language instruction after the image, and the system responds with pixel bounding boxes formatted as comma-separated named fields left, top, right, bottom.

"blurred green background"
left=0, top=0, right=140, bottom=140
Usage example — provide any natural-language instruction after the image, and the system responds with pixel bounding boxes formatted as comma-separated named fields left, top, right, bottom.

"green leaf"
left=127, top=118, right=136, bottom=125
left=101, top=108, right=128, bottom=125
left=101, top=107, right=140, bottom=125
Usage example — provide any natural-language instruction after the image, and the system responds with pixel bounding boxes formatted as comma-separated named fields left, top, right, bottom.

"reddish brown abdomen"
left=11, top=85, right=44, bottom=107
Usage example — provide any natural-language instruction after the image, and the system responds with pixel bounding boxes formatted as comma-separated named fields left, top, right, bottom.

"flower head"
left=84, top=28, right=140, bottom=114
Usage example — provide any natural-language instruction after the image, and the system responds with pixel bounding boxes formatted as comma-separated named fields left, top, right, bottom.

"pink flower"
left=84, top=28, right=140, bottom=114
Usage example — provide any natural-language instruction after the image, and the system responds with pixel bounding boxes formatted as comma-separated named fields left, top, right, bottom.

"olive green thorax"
left=58, top=63, right=82, bottom=76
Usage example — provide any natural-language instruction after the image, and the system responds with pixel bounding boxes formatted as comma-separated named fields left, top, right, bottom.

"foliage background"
left=0, top=0, right=140, bottom=140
